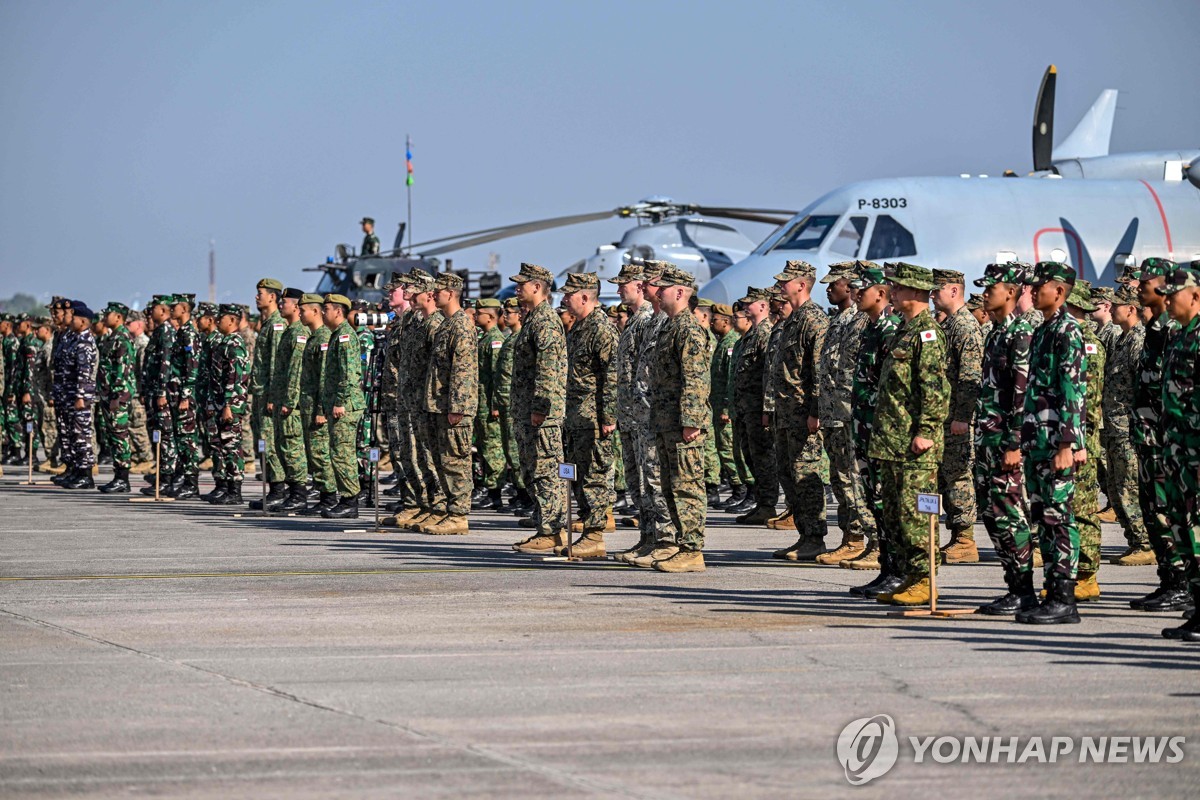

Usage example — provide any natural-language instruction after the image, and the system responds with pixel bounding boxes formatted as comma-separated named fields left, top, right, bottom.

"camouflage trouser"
left=1102, top=434, right=1147, bottom=548
left=204, top=406, right=245, bottom=482
left=301, top=405, right=336, bottom=493
left=274, top=409, right=307, bottom=483
left=878, top=459, right=938, bottom=577
left=42, top=402, right=60, bottom=466
left=715, top=416, right=739, bottom=486
left=98, top=399, right=132, bottom=469
left=516, top=421, right=567, bottom=538
left=1095, top=445, right=1109, bottom=508
left=19, top=396, right=44, bottom=456
left=413, top=411, right=446, bottom=511
left=499, top=405, right=523, bottom=490
left=391, top=408, right=423, bottom=505
left=612, top=431, right=626, bottom=493
left=147, top=397, right=176, bottom=475
left=703, top=423, right=719, bottom=485
left=565, top=426, right=614, bottom=533
left=1134, top=443, right=1185, bottom=576
left=774, top=425, right=826, bottom=539
left=630, top=421, right=676, bottom=543
left=824, top=423, right=869, bottom=538
left=475, top=412, right=505, bottom=489
left=1024, top=451, right=1080, bottom=580
left=433, top=415, right=473, bottom=516
left=329, top=409, right=362, bottom=499
left=619, top=426, right=641, bottom=511
left=657, top=428, right=708, bottom=551
left=937, top=433, right=977, bottom=536
left=384, top=409, right=403, bottom=472
left=857, top=450, right=904, bottom=572
left=1076, top=436, right=1103, bottom=575
left=129, top=399, right=152, bottom=463
left=735, top=414, right=777, bottom=508
left=2, top=396, right=20, bottom=451
left=169, top=394, right=200, bottom=477
left=93, top=403, right=108, bottom=457
left=973, top=442, right=1033, bottom=575
left=61, top=402, right=96, bottom=469
left=729, top=414, right=754, bottom=487
left=240, top=400, right=255, bottom=466
left=1162, top=451, right=1200, bottom=590
left=252, top=405, right=283, bottom=483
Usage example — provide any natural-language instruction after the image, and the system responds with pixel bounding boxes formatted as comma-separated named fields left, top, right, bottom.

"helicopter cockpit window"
left=769, top=214, right=840, bottom=252
left=827, top=216, right=868, bottom=258
left=315, top=272, right=339, bottom=294
left=363, top=272, right=384, bottom=290
left=866, top=215, right=916, bottom=260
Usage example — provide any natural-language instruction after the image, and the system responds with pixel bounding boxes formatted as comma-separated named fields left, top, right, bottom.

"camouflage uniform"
left=129, top=329, right=153, bottom=463
left=251, top=306, right=286, bottom=483
left=565, top=299, right=618, bottom=534
left=1102, top=311, right=1148, bottom=548
left=868, top=299, right=949, bottom=579
left=299, top=323, right=335, bottom=494
left=61, top=327, right=100, bottom=471
left=207, top=325, right=250, bottom=482
left=1, top=330, right=20, bottom=455
left=613, top=294, right=652, bottom=524
left=97, top=323, right=136, bottom=469
left=1074, top=297, right=1106, bottom=576
left=144, top=314, right=176, bottom=474
left=1161, top=291, right=1200, bottom=593
left=476, top=320, right=507, bottom=490
left=495, top=311, right=523, bottom=491
left=355, top=323, right=378, bottom=481
left=632, top=306, right=676, bottom=541
left=732, top=308, right=777, bottom=508
left=727, top=333, right=754, bottom=489
left=851, top=301, right=902, bottom=560
left=272, top=317, right=310, bottom=483
left=711, top=324, right=741, bottom=486
left=410, top=309, right=446, bottom=511
left=15, top=332, right=46, bottom=456
left=322, top=318, right=366, bottom=499
left=511, top=290, right=568, bottom=539
left=381, top=307, right=406, bottom=476
left=424, top=304, right=478, bottom=517
left=936, top=299, right=983, bottom=538
left=168, top=317, right=201, bottom=478
left=702, top=326, right=720, bottom=485
left=818, top=300, right=870, bottom=540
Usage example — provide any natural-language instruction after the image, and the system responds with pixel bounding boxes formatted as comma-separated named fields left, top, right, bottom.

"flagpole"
left=406, top=134, right=413, bottom=254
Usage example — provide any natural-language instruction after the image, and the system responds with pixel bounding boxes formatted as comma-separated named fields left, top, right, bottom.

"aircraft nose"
left=698, top=273, right=736, bottom=305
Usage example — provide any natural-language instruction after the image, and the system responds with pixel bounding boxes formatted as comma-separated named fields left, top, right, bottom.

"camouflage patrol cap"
left=738, top=286, right=772, bottom=304
left=696, top=297, right=714, bottom=308
left=1139, top=257, right=1176, bottom=281
left=1090, top=286, right=1115, bottom=305
left=712, top=303, right=733, bottom=317
left=127, top=309, right=146, bottom=323
left=1115, top=261, right=1141, bottom=285
left=852, top=267, right=889, bottom=290
left=932, top=269, right=965, bottom=287
left=820, top=262, right=858, bottom=284
left=322, top=293, right=352, bottom=311
left=562, top=272, right=600, bottom=294
left=1112, top=285, right=1141, bottom=307
left=148, top=294, right=171, bottom=308
left=773, top=259, right=816, bottom=282
left=256, top=278, right=284, bottom=292
left=384, top=271, right=407, bottom=290
left=405, top=267, right=432, bottom=285
left=1156, top=266, right=1200, bottom=296
left=975, top=261, right=1030, bottom=288
left=509, top=262, right=554, bottom=284
left=1026, top=261, right=1077, bottom=287
left=102, top=301, right=130, bottom=317
left=196, top=302, right=219, bottom=318
left=173, top=293, right=196, bottom=309
left=476, top=298, right=502, bottom=310
left=281, top=287, right=304, bottom=301
left=887, top=262, right=936, bottom=291
left=503, top=297, right=520, bottom=310
left=768, top=286, right=787, bottom=302
left=1066, top=283, right=1096, bottom=312
left=965, top=294, right=983, bottom=309
left=218, top=303, right=242, bottom=318
left=434, top=272, right=464, bottom=291
left=607, top=263, right=645, bottom=285
left=650, top=265, right=697, bottom=289
left=605, top=304, right=620, bottom=318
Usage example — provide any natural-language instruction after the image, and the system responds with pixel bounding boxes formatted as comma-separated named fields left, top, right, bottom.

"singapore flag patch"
left=920, top=329, right=937, bottom=342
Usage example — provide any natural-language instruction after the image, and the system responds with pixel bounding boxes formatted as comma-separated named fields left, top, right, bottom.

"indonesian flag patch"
left=273, top=323, right=285, bottom=331
left=920, top=329, right=937, bottom=342
left=1085, top=343, right=1098, bottom=354
left=492, top=340, right=503, bottom=348
left=320, top=343, right=329, bottom=351
left=339, top=334, right=350, bottom=342
left=297, top=335, right=308, bottom=344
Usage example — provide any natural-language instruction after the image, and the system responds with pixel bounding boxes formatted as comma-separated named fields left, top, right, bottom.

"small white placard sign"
left=917, top=493, right=941, bottom=515
left=558, top=463, right=576, bottom=481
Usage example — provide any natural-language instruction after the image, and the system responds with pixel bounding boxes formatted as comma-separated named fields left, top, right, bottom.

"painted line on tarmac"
left=0, top=566, right=554, bottom=582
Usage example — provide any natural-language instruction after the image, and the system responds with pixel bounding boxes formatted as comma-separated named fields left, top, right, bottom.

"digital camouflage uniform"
left=251, top=307, right=286, bottom=483
left=207, top=327, right=250, bottom=482
left=381, top=308, right=406, bottom=478
left=1093, top=316, right=1119, bottom=493
left=614, top=295, right=652, bottom=523
left=409, top=309, right=446, bottom=511
left=711, top=324, right=741, bottom=485
left=818, top=299, right=870, bottom=540
left=272, top=317, right=310, bottom=483
left=1161, top=298, right=1200, bottom=593
left=144, top=315, right=176, bottom=474
left=1022, top=304, right=1086, bottom=581
left=50, top=326, right=77, bottom=461
left=168, top=317, right=201, bottom=478
left=1102, top=309, right=1147, bottom=549
left=1074, top=298, right=1105, bottom=576
left=565, top=300, right=618, bottom=534
left=727, top=332, right=753, bottom=489
left=703, top=326, right=720, bottom=485
left=299, top=322, right=335, bottom=493
left=322, top=318, right=365, bottom=500
left=16, top=331, right=46, bottom=457
left=97, top=323, right=136, bottom=469
left=937, top=300, right=983, bottom=538
left=851, top=302, right=901, bottom=557
left=424, top=306, right=478, bottom=517
left=732, top=308, right=776, bottom=508
left=495, top=313, right=523, bottom=490
left=476, top=320, right=507, bottom=490
left=355, top=323, right=377, bottom=480
left=633, top=306, right=676, bottom=541
left=62, top=327, right=100, bottom=471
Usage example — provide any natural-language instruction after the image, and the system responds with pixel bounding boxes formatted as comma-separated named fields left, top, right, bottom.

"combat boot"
left=416, top=514, right=448, bottom=533
left=1163, top=588, right=1200, bottom=639
left=736, top=504, right=776, bottom=526
left=518, top=516, right=538, bottom=529
left=720, top=484, right=747, bottom=512
left=203, top=480, right=228, bottom=503
left=98, top=467, right=131, bottom=494
left=613, top=491, right=635, bottom=515
left=1097, top=506, right=1117, bottom=523
left=842, top=540, right=880, bottom=570
left=706, top=484, right=721, bottom=508
left=249, top=482, right=288, bottom=510
left=772, top=535, right=825, bottom=562
left=53, top=466, right=78, bottom=486
left=767, top=511, right=796, bottom=530
left=1074, top=571, right=1101, bottom=601
left=406, top=511, right=439, bottom=531
left=482, top=487, right=504, bottom=510
left=214, top=481, right=243, bottom=505
left=63, top=470, right=95, bottom=490
left=1017, top=577, right=1080, bottom=624
left=570, top=519, right=584, bottom=534
left=816, top=533, right=865, bottom=565
left=853, top=538, right=901, bottom=597
left=653, top=549, right=706, bottom=573
left=382, top=507, right=422, bottom=527
left=875, top=575, right=919, bottom=604
left=1139, top=570, right=1193, bottom=613
left=557, top=531, right=606, bottom=559
left=886, top=576, right=934, bottom=606
left=300, top=492, right=338, bottom=516
left=306, top=484, right=322, bottom=504
left=729, top=493, right=757, bottom=514
left=512, top=534, right=559, bottom=554
left=159, top=472, right=186, bottom=498
left=1111, top=545, right=1156, bottom=566
left=941, top=531, right=979, bottom=563
left=423, top=514, right=470, bottom=535
left=357, top=484, right=376, bottom=508
left=629, top=543, right=680, bottom=569
left=173, top=474, right=200, bottom=500
left=613, top=535, right=651, bottom=564
left=273, top=482, right=308, bottom=513
left=979, top=569, right=1038, bottom=615
left=321, top=497, right=359, bottom=519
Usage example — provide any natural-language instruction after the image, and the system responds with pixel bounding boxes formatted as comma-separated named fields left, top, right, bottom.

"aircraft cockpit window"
left=770, top=214, right=841, bottom=252
left=828, top=216, right=868, bottom=258
left=866, top=215, right=916, bottom=260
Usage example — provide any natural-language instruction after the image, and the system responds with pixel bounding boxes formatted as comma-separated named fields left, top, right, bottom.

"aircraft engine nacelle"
left=1188, top=157, right=1200, bottom=190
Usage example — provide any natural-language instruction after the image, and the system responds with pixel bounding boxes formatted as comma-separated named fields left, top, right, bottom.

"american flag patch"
left=273, top=323, right=284, bottom=331
left=297, top=335, right=308, bottom=344
left=320, top=343, right=329, bottom=351
left=920, top=330, right=937, bottom=342
left=339, top=334, right=350, bottom=342
left=1085, top=343, right=1098, bottom=354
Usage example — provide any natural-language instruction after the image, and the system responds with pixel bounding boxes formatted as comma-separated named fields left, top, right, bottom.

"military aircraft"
left=700, top=66, right=1200, bottom=305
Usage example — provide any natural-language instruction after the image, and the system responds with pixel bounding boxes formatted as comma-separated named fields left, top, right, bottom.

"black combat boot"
left=53, top=466, right=77, bottom=486
left=273, top=482, right=309, bottom=513
left=214, top=481, right=243, bottom=505
left=484, top=487, right=504, bottom=510
left=979, top=568, right=1038, bottom=615
left=1139, top=569, right=1192, bottom=613
left=382, top=480, right=404, bottom=497
left=64, top=468, right=95, bottom=490
left=321, top=497, right=360, bottom=519
left=203, top=480, right=228, bottom=503
left=1163, top=587, right=1200, bottom=639
left=173, top=474, right=200, bottom=500
left=720, top=484, right=746, bottom=512
left=859, top=539, right=906, bottom=599
left=158, top=472, right=186, bottom=498
left=1017, top=576, right=1081, bottom=624
left=729, top=491, right=758, bottom=515
left=299, top=492, right=338, bottom=516
left=249, top=482, right=288, bottom=510
left=706, top=483, right=721, bottom=509
left=98, top=467, right=131, bottom=494
left=357, top=482, right=376, bottom=508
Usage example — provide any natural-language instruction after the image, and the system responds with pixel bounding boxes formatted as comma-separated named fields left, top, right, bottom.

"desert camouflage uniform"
left=615, top=300, right=652, bottom=520
left=424, top=308, right=478, bottom=516
left=495, top=321, right=523, bottom=490
left=407, top=311, right=445, bottom=511
left=733, top=317, right=776, bottom=508
left=129, top=330, right=152, bottom=463
left=819, top=304, right=870, bottom=538
left=938, top=305, right=983, bottom=537
left=632, top=309, right=676, bottom=541
left=1102, top=320, right=1148, bottom=548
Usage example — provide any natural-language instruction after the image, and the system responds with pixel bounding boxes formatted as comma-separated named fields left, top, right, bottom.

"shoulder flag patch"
left=727, top=347, right=734, bottom=355
left=297, top=335, right=308, bottom=344
left=1085, top=343, right=1098, bottom=354
left=920, top=329, right=937, bottom=342
left=339, top=334, right=351, bottom=343
left=320, top=343, right=329, bottom=351
left=273, top=323, right=285, bottom=331
left=491, top=340, right=503, bottom=348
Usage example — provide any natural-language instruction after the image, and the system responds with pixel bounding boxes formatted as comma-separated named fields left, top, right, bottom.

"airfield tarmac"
left=0, top=467, right=1195, bottom=799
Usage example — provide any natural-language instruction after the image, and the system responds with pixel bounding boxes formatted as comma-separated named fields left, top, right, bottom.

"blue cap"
left=70, top=300, right=94, bottom=318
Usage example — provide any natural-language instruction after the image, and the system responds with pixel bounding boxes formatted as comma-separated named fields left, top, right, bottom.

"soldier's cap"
left=1090, top=286, right=1115, bottom=304
left=434, top=272, right=464, bottom=291
left=172, top=293, right=196, bottom=309
left=696, top=297, right=714, bottom=308
left=1026, top=261, right=1077, bottom=287
left=886, top=262, right=936, bottom=291
left=503, top=297, right=520, bottom=310
left=1139, top=257, right=1176, bottom=281
left=281, top=287, right=304, bottom=301
left=408, top=276, right=435, bottom=294
left=102, top=301, right=130, bottom=317
left=819, top=262, right=857, bottom=284
left=773, top=259, right=817, bottom=283
left=650, top=265, right=697, bottom=289
left=322, top=293, right=353, bottom=311
left=739, top=286, right=772, bottom=304
left=299, top=292, right=325, bottom=306
left=70, top=300, right=94, bottom=318
left=607, top=263, right=644, bottom=285
left=196, top=302, right=218, bottom=317
left=1112, top=285, right=1141, bottom=307
left=405, top=267, right=432, bottom=285
left=965, top=293, right=984, bottom=309
left=384, top=271, right=409, bottom=290
left=360, top=217, right=374, bottom=226
left=712, top=302, right=733, bottom=317
left=1156, top=266, right=1200, bottom=296
left=50, top=297, right=72, bottom=310
left=218, top=303, right=242, bottom=318
left=932, top=268, right=965, bottom=287
left=1115, top=262, right=1141, bottom=284
left=509, top=262, right=554, bottom=284
left=561, top=272, right=600, bottom=294
left=351, top=299, right=371, bottom=312
left=128, top=309, right=146, bottom=322
left=975, top=261, right=1030, bottom=288
left=605, top=303, right=620, bottom=317
left=476, top=298, right=502, bottom=310
left=34, top=316, right=52, bottom=328
left=1066, top=283, right=1096, bottom=312
left=462, top=299, right=475, bottom=309
left=256, top=278, right=284, bottom=292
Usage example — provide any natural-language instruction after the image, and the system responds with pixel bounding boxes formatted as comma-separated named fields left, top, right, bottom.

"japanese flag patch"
left=339, top=334, right=350, bottom=343
left=920, top=329, right=937, bottom=342
left=297, top=335, right=308, bottom=344
left=320, top=343, right=329, bottom=351
left=273, top=323, right=285, bottom=331
left=1085, top=343, right=1098, bottom=354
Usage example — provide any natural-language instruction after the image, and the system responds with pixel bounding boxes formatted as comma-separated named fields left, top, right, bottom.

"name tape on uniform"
left=917, top=493, right=941, bottom=515
left=558, top=463, right=576, bottom=481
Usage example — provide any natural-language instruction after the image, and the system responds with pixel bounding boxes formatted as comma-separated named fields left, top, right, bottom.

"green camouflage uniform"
left=565, top=304, right=618, bottom=533
left=1102, top=319, right=1148, bottom=548
left=251, top=310, right=285, bottom=482
left=355, top=325, right=377, bottom=480
left=97, top=325, right=136, bottom=469
left=424, top=308, right=478, bottom=516
left=207, top=330, right=250, bottom=482
left=168, top=319, right=201, bottom=477
left=15, top=332, right=46, bottom=456
left=938, top=304, right=983, bottom=536
left=321, top=319, right=365, bottom=499
left=819, top=304, right=870, bottom=539
left=495, top=321, right=523, bottom=490
left=299, top=325, right=335, bottom=494
left=1161, top=308, right=1200, bottom=591
left=711, top=326, right=741, bottom=485
left=476, top=324, right=507, bottom=490
left=272, top=319, right=310, bottom=483
left=733, top=316, right=776, bottom=508
left=1, top=332, right=20, bottom=454
left=144, top=319, right=176, bottom=473
left=851, top=307, right=901, bottom=556
left=1076, top=317, right=1106, bottom=575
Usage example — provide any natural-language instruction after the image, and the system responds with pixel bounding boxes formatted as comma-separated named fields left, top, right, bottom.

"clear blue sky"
left=2, top=0, right=1197, bottom=307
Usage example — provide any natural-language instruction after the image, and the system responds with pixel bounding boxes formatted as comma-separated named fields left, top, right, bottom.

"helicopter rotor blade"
left=412, top=210, right=619, bottom=256
left=687, top=206, right=798, bottom=225
left=1032, top=65, right=1057, bottom=173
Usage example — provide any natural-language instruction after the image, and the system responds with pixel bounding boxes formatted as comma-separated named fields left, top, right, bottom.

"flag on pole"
left=406, top=135, right=414, bottom=186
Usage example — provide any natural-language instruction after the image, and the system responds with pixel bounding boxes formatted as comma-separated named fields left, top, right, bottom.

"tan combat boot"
left=405, top=511, right=438, bottom=532
left=557, top=532, right=606, bottom=559
left=604, top=511, right=616, bottom=532
left=513, top=534, right=559, bottom=554
left=772, top=535, right=825, bottom=562
left=653, top=549, right=706, bottom=573
left=1032, top=548, right=1044, bottom=568
left=816, top=534, right=866, bottom=565
left=887, top=576, right=935, bottom=606
left=423, top=514, right=470, bottom=535
left=1074, top=571, right=1101, bottom=601
left=630, top=543, right=680, bottom=568
left=416, top=514, right=448, bottom=533
left=768, top=512, right=796, bottom=530
left=941, top=532, right=979, bottom=563
left=383, top=507, right=422, bottom=527
left=842, top=541, right=880, bottom=569
left=613, top=536, right=651, bottom=564
left=570, top=520, right=584, bottom=533
left=1097, top=506, right=1117, bottom=523
left=1111, top=546, right=1156, bottom=566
